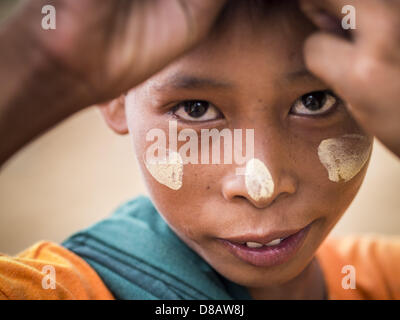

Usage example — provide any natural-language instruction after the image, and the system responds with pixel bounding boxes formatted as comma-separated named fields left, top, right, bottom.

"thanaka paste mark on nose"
left=245, top=158, right=275, bottom=202
left=318, top=134, right=372, bottom=183
left=144, top=148, right=183, bottom=190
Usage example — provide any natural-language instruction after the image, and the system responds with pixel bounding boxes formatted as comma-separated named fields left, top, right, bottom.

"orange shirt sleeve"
left=316, top=235, right=400, bottom=300
left=0, top=241, right=114, bottom=300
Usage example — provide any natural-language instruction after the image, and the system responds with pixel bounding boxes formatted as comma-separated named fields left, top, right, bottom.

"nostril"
left=235, top=195, right=247, bottom=201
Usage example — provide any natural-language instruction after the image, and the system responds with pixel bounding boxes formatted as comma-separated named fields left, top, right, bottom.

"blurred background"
left=1, top=1, right=400, bottom=255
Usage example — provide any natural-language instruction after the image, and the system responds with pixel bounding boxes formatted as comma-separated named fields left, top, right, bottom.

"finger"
left=299, top=0, right=358, bottom=21
left=299, top=0, right=383, bottom=37
left=299, top=0, right=345, bottom=35
left=303, top=31, right=356, bottom=96
left=299, top=0, right=374, bottom=40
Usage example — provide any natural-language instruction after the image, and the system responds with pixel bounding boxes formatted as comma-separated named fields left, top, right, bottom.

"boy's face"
left=104, top=2, right=373, bottom=289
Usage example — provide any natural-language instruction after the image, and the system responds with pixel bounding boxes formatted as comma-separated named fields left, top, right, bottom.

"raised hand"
left=300, top=0, right=400, bottom=157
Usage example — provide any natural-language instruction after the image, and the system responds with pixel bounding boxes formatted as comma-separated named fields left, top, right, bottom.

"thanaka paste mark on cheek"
left=245, top=158, right=275, bottom=201
left=144, top=148, right=183, bottom=190
left=318, top=134, right=372, bottom=183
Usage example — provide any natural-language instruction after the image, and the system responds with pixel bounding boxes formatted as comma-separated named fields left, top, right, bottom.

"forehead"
left=138, top=1, right=317, bottom=93
left=207, top=0, right=315, bottom=56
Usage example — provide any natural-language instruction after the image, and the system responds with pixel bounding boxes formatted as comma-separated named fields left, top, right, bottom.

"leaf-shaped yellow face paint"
left=318, top=134, right=372, bottom=183
left=245, top=158, right=275, bottom=201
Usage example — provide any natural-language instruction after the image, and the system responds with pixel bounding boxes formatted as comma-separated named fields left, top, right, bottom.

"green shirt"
left=62, top=195, right=252, bottom=300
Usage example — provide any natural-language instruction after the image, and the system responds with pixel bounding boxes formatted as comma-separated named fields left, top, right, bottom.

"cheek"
left=143, top=148, right=183, bottom=191
left=140, top=161, right=218, bottom=247
left=287, top=131, right=371, bottom=228
left=317, top=134, right=372, bottom=183
left=133, top=128, right=217, bottom=233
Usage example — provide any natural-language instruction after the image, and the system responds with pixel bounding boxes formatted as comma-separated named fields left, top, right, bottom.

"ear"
left=98, top=94, right=128, bottom=135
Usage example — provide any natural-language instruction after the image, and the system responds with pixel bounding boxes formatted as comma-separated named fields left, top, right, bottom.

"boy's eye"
left=291, top=90, right=338, bottom=116
left=171, top=100, right=222, bottom=122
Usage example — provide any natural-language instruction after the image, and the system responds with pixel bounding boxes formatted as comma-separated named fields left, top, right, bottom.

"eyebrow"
left=152, top=74, right=234, bottom=91
left=153, top=68, right=318, bottom=92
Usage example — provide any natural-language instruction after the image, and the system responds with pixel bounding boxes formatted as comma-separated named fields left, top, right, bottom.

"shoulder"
left=316, top=234, right=400, bottom=299
left=0, top=241, right=114, bottom=300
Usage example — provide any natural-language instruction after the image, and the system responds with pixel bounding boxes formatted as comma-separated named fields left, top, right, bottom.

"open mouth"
left=218, top=222, right=313, bottom=268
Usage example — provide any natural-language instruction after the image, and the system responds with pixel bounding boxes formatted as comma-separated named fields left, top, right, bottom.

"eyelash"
left=169, top=100, right=223, bottom=123
left=169, top=90, right=340, bottom=122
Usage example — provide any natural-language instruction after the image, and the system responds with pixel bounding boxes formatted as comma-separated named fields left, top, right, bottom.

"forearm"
left=0, top=20, right=93, bottom=167
left=0, top=0, right=229, bottom=167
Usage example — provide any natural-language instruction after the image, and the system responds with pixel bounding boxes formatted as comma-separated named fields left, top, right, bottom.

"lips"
left=223, top=227, right=305, bottom=246
left=218, top=223, right=312, bottom=268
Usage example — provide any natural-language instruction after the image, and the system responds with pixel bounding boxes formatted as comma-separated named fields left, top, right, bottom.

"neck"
left=247, top=257, right=327, bottom=300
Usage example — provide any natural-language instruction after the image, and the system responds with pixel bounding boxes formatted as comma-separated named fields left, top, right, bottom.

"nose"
left=221, top=157, right=298, bottom=209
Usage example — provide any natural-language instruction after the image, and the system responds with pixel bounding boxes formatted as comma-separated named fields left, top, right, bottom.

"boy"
left=0, top=0, right=400, bottom=299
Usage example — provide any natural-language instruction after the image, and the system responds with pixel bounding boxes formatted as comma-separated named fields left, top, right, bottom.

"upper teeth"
left=265, top=238, right=282, bottom=246
left=245, top=242, right=264, bottom=248
left=245, top=238, right=282, bottom=248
